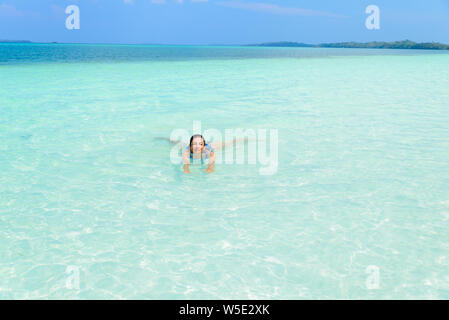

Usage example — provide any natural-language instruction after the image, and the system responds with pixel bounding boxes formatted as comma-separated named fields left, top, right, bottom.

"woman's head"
left=189, top=134, right=206, bottom=154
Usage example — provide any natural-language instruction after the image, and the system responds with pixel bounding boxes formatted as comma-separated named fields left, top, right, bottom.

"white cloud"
left=215, top=1, right=346, bottom=18
left=50, top=4, right=65, bottom=15
left=147, top=0, right=208, bottom=4
left=0, top=3, right=24, bottom=17
left=128, top=0, right=207, bottom=5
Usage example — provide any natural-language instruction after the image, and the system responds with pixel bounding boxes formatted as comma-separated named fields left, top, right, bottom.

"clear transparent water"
left=1, top=44, right=448, bottom=299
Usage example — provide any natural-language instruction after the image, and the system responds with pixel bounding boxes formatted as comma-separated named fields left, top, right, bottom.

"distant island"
left=251, top=40, right=449, bottom=50
left=1, top=39, right=448, bottom=50
left=0, top=40, right=32, bottom=43
left=0, top=40, right=60, bottom=44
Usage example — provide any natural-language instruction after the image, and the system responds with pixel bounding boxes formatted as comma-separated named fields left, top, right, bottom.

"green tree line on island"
left=252, top=40, right=449, bottom=50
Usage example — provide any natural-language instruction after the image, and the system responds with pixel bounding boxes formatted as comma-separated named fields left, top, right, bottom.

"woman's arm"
left=205, top=152, right=215, bottom=173
left=210, top=137, right=250, bottom=151
left=155, top=137, right=181, bottom=145
left=182, top=150, right=191, bottom=173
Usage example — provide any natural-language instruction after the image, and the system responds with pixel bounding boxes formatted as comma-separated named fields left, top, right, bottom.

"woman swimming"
left=157, top=135, right=247, bottom=174
left=183, top=134, right=215, bottom=174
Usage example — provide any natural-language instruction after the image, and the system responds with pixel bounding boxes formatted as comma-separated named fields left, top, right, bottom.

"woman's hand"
left=205, top=151, right=215, bottom=173
left=182, top=150, right=191, bottom=174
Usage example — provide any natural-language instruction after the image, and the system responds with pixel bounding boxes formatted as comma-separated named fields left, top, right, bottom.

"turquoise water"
left=1, top=44, right=448, bottom=299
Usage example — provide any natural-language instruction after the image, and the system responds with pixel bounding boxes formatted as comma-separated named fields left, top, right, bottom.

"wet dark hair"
left=189, top=134, right=206, bottom=154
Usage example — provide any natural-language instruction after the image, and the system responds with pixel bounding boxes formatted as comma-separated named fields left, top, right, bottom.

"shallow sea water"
left=1, top=44, right=448, bottom=299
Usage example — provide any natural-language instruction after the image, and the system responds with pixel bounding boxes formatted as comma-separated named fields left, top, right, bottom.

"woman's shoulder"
left=205, top=143, right=214, bottom=152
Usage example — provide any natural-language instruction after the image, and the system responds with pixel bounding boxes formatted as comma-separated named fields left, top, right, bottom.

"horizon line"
left=1, top=39, right=449, bottom=46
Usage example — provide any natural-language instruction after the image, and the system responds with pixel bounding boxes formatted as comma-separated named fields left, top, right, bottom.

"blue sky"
left=1, top=0, right=448, bottom=44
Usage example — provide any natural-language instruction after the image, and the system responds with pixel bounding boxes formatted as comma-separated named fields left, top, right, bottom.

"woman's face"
left=191, top=137, right=205, bottom=154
